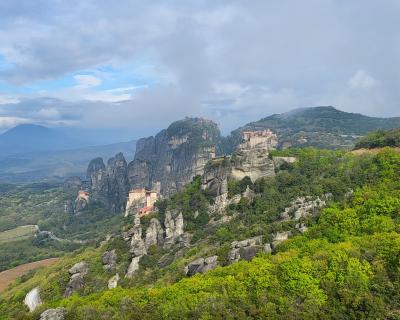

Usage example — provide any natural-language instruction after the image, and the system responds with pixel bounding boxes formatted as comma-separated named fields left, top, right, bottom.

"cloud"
left=0, top=0, right=400, bottom=137
left=74, top=74, right=102, bottom=88
left=348, top=70, right=378, bottom=89
left=0, top=116, right=31, bottom=131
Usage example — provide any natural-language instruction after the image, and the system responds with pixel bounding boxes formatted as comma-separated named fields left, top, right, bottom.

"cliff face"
left=87, top=153, right=129, bottom=213
left=127, top=118, right=222, bottom=196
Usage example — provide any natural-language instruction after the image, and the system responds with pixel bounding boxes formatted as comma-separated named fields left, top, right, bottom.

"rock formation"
left=87, top=153, right=129, bottom=213
left=145, top=218, right=164, bottom=249
left=108, top=273, right=120, bottom=289
left=102, top=250, right=117, bottom=272
left=127, top=118, right=221, bottom=197
left=64, top=262, right=89, bottom=297
left=228, top=236, right=265, bottom=264
left=39, top=308, right=66, bottom=320
left=280, top=196, right=326, bottom=221
left=126, top=256, right=141, bottom=278
left=272, top=231, right=292, bottom=249
left=184, top=256, right=219, bottom=276
left=74, top=190, right=89, bottom=213
left=164, top=210, right=186, bottom=249
left=24, top=287, right=42, bottom=312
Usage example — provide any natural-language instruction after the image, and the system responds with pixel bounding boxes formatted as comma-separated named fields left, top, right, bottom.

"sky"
left=0, top=0, right=399, bottom=141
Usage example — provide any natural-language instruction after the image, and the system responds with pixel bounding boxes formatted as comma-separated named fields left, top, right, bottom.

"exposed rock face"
left=228, top=236, right=264, bottom=264
left=87, top=153, right=129, bottom=213
left=40, top=308, right=66, bottom=320
left=272, top=231, right=292, bottom=249
left=106, top=153, right=130, bottom=213
left=280, top=196, right=326, bottom=221
left=126, top=256, right=141, bottom=278
left=64, top=262, right=88, bottom=297
left=201, top=157, right=231, bottom=197
left=74, top=190, right=89, bottom=213
left=164, top=210, right=185, bottom=248
left=127, top=118, right=221, bottom=197
left=129, top=216, right=147, bottom=257
left=185, top=256, right=219, bottom=276
left=108, top=273, right=120, bottom=289
left=102, top=250, right=117, bottom=272
left=145, top=218, right=164, bottom=249
left=24, top=287, right=42, bottom=312
left=231, top=147, right=275, bottom=182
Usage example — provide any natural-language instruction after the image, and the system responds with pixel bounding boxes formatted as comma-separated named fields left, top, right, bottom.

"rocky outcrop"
left=102, top=250, right=117, bottom=272
left=231, top=147, right=275, bottom=182
left=40, top=308, right=66, bottom=320
left=184, top=256, right=219, bottom=276
left=87, top=153, right=129, bottom=213
left=280, top=196, right=326, bottom=221
left=127, top=118, right=221, bottom=197
left=126, top=256, right=141, bottom=278
left=164, top=210, right=185, bottom=249
left=201, top=157, right=231, bottom=197
left=64, top=262, right=88, bottom=297
left=129, top=215, right=147, bottom=257
left=145, top=218, right=164, bottom=249
left=24, top=287, right=42, bottom=312
left=108, top=273, right=120, bottom=289
left=228, top=236, right=264, bottom=264
left=272, top=231, right=292, bottom=249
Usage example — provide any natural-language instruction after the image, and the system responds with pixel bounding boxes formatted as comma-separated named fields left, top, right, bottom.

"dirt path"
left=0, top=258, right=59, bottom=294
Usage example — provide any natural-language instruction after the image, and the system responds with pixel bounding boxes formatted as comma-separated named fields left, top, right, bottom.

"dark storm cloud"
left=0, top=0, right=399, bottom=135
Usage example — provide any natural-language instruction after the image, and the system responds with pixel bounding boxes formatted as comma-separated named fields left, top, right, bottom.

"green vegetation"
left=229, top=106, right=400, bottom=150
left=0, top=146, right=400, bottom=319
left=0, top=225, right=38, bottom=243
left=355, top=128, right=400, bottom=149
left=0, top=182, right=125, bottom=271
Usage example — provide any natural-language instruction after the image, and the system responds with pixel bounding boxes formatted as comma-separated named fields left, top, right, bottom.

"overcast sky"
left=0, top=0, right=399, bottom=139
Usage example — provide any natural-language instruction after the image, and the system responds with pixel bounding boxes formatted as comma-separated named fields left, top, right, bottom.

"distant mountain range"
left=0, top=124, right=80, bottom=157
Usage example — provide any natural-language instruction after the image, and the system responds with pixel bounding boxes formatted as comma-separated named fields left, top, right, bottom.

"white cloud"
left=74, top=74, right=102, bottom=88
left=37, top=107, right=61, bottom=119
left=348, top=70, right=378, bottom=89
left=0, top=116, right=31, bottom=131
left=0, top=94, right=20, bottom=104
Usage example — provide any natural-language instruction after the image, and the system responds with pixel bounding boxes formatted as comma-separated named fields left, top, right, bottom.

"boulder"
left=228, top=236, right=264, bottom=264
left=69, top=261, right=88, bottom=275
left=108, top=273, right=120, bottom=289
left=272, top=231, right=292, bottom=249
left=24, top=287, right=42, bottom=312
left=102, top=250, right=117, bottom=272
left=64, top=261, right=89, bottom=297
left=40, top=308, right=66, bottom=320
left=185, top=256, right=219, bottom=276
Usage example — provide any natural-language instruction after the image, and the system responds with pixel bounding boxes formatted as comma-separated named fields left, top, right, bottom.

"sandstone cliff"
left=127, top=118, right=222, bottom=196
left=87, top=152, right=129, bottom=213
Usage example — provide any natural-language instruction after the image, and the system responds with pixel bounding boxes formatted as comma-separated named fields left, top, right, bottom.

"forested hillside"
left=1, top=145, right=399, bottom=319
